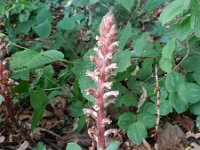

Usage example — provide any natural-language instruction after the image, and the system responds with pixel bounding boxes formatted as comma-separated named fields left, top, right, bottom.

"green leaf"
left=30, top=87, right=49, bottom=129
left=0, top=94, right=3, bottom=105
left=172, top=17, right=192, bottom=40
left=169, top=92, right=188, bottom=113
left=196, top=116, right=200, bottom=130
left=69, top=101, right=84, bottom=117
left=160, top=100, right=173, bottom=116
left=90, top=0, right=99, bottom=5
left=144, top=0, right=166, bottom=12
left=159, top=38, right=175, bottom=72
left=66, top=143, right=81, bottom=150
left=193, top=69, right=200, bottom=84
left=132, top=33, right=149, bottom=57
left=119, top=22, right=132, bottom=50
left=137, top=59, right=153, bottom=80
left=118, top=112, right=136, bottom=130
left=140, top=102, right=156, bottom=114
left=121, top=92, right=137, bottom=106
left=190, top=0, right=200, bottom=37
left=185, top=83, right=200, bottom=104
left=12, top=70, right=29, bottom=80
left=182, top=55, right=200, bottom=72
left=76, top=115, right=86, bottom=133
left=19, top=11, right=30, bottom=22
left=165, top=71, right=185, bottom=92
left=10, top=50, right=64, bottom=72
left=137, top=112, right=155, bottom=129
left=79, top=74, right=96, bottom=103
left=12, top=81, right=29, bottom=94
left=33, top=19, right=52, bottom=38
left=162, top=38, right=176, bottom=59
left=127, top=122, right=147, bottom=145
left=57, top=14, right=84, bottom=31
left=33, top=142, right=46, bottom=150
left=106, top=141, right=121, bottom=150
left=15, top=20, right=36, bottom=35
left=36, top=7, right=52, bottom=24
left=113, top=50, right=132, bottom=72
left=159, top=58, right=173, bottom=73
left=116, top=0, right=135, bottom=12
left=190, top=102, right=200, bottom=115
left=159, top=0, right=185, bottom=25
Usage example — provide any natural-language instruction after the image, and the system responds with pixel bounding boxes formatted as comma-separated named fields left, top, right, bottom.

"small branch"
left=154, top=65, right=160, bottom=141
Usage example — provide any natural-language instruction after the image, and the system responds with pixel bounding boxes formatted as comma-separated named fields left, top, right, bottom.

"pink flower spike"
left=102, top=118, right=112, bottom=125
left=105, top=63, right=117, bottom=73
left=102, top=82, right=113, bottom=89
left=104, top=99, right=115, bottom=108
left=83, top=108, right=97, bottom=120
left=86, top=70, right=98, bottom=82
left=86, top=88, right=98, bottom=98
left=104, top=129, right=119, bottom=137
left=103, top=90, right=119, bottom=100
left=108, top=41, right=119, bottom=52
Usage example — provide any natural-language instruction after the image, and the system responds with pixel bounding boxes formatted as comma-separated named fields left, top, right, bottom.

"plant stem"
left=97, top=95, right=105, bottom=149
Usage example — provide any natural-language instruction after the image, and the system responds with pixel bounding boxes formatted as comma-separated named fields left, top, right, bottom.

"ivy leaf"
left=106, top=141, right=121, bottom=150
left=144, top=0, right=166, bottom=13
left=132, top=33, right=149, bottom=57
left=89, top=0, right=99, bottom=5
left=33, top=19, right=52, bottom=38
left=121, top=92, right=137, bottom=106
left=137, top=112, right=155, bottom=129
left=116, top=0, right=135, bottom=12
left=119, top=22, right=132, bottom=50
left=66, top=143, right=81, bottom=150
left=127, top=122, right=147, bottom=145
left=78, top=74, right=96, bottom=103
left=160, top=100, right=173, bottom=116
left=172, top=17, right=192, bottom=40
left=184, top=83, right=200, bottom=104
left=181, top=55, right=200, bottom=72
left=159, top=38, right=175, bottom=72
left=165, top=71, right=185, bottom=92
left=36, top=7, right=52, bottom=24
left=118, top=112, right=136, bottom=130
left=193, top=69, right=200, bottom=84
left=69, top=101, right=84, bottom=117
left=159, top=58, right=173, bottom=73
left=33, top=142, right=46, bottom=150
left=140, top=102, right=156, bottom=114
left=190, top=102, right=200, bottom=115
left=159, top=0, right=185, bottom=25
left=113, top=50, right=132, bottom=72
left=10, top=50, right=64, bottom=72
left=29, top=87, right=49, bottom=130
left=190, top=0, right=200, bottom=37
left=169, top=92, right=188, bottom=113
left=196, top=116, right=200, bottom=130
left=0, top=94, right=3, bottom=105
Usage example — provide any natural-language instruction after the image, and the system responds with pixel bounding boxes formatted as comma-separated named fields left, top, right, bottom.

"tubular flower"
left=83, top=12, right=119, bottom=150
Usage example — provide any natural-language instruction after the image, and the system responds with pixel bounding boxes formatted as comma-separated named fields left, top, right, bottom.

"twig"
left=154, top=65, right=160, bottom=141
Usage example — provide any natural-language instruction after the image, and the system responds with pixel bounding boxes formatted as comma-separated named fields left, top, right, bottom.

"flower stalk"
left=83, top=12, right=119, bottom=150
left=0, top=38, right=17, bottom=127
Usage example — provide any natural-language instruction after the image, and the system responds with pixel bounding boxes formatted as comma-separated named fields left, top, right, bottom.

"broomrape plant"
left=83, top=12, right=119, bottom=150
left=0, top=38, right=17, bottom=127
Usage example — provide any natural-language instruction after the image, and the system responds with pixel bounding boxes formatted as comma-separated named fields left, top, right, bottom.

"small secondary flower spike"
left=83, top=12, right=119, bottom=150
left=0, top=38, right=17, bottom=126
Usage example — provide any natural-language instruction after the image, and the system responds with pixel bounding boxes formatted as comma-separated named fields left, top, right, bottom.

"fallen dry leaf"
left=157, top=122, right=185, bottom=150
left=175, top=115, right=194, bottom=132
